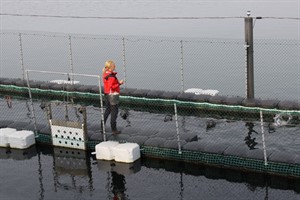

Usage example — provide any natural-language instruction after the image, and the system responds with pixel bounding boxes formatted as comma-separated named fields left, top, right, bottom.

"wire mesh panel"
left=0, top=32, right=22, bottom=79
left=183, top=39, right=246, bottom=97
left=20, top=32, right=70, bottom=82
left=255, top=39, right=300, bottom=101
left=124, top=36, right=182, bottom=91
left=70, top=35, right=124, bottom=85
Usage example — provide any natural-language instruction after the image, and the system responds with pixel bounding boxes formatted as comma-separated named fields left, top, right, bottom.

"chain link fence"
left=0, top=29, right=300, bottom=177
left=1, top=30, right=299, bottom=101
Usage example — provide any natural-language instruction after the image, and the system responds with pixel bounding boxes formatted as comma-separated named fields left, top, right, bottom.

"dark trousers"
left=104, top=95, right=119, bottom=131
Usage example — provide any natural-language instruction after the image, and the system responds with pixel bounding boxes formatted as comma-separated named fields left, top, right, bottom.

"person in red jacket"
left=102, top=60, right=124, bottom=134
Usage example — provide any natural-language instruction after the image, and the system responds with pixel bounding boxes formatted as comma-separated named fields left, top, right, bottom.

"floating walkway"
left=0, top=77, right=300, bottom=178
left=1, top=78, right=300, bottom=118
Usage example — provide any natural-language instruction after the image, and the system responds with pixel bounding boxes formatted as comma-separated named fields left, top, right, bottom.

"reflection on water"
left=110, top=171, right=126, bottom=200
left=0, top=144, right=299, bottom=199
left=45, top=146, right=141, bottom=200
left=244, top=122, right=258, bottom=150
left=51, top=147, right=94, bottom=199
left=97, top=159, right=141, bottom=200
left=0, top=145, right=37, bottom=160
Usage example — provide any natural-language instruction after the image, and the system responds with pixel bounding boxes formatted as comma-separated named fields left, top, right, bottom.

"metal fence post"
left=245, top=12, right=254, bottom=99
left=98, top=75, right=106, bottom=141
left=122, top=37, right=127, bottom=88
left=260, top=110, right=268, bottom=165
left=18, top=33, right=25, bottom=81
left=180, top=40, right=185, bottom=92
left=25, top=70, right=38, bottom=137
left=174, top=103, right=182, bottom=154
left=68, top=35, right=74, bottom=83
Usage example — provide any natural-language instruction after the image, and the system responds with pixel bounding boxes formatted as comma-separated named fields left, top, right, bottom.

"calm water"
left=0, top=145, right=300, bottom=200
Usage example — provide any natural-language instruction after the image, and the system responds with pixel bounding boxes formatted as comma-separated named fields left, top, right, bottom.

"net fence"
left=1, top=30, right=299, bottom=101
left=0, top=30, right=300, bottom=177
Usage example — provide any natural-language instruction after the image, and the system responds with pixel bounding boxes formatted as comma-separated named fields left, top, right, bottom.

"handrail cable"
left=0, top=13, right=299, bottom=20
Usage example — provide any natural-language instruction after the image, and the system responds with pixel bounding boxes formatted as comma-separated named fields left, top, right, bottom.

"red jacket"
left=103, top=71, right=120, bottom=94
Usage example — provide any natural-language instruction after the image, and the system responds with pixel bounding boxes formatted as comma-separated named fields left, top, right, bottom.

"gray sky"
left=1, top=0, right=299, bottom=39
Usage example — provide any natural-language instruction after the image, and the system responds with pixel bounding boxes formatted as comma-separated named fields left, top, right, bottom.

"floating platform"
left=0, top=115, right=299, bottom=178
left=0, top=77, right=300, bottom=178
left=0, top=78, right=299, bottom=120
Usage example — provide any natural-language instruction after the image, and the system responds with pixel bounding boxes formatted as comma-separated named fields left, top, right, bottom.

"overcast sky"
left=1, top=0, right=299, bottom=39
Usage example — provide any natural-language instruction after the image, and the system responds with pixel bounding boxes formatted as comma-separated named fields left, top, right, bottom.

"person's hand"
left=119, top=80, right=124, bottom=85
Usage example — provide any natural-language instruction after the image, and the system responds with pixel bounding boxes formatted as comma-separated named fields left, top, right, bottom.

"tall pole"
left=245, top=11, right=254, bottom=99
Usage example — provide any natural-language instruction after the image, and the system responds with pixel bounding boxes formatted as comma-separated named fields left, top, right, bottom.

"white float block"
left=50, top=79, right=80, bottom=85
left=95, top=141, right=120, bottom=160
left=112, top=143, right=140, bottom=163
left=185, top=88, right=219, bottom=96
left=8, top=130, right=35, bottom=149
left=0, top=128, right=17, bottom=147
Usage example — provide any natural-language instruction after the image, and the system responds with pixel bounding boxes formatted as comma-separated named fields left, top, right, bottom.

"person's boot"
left=111, top=122, right=120, bottom=134
left=112, top=130, right=121, bottom=135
